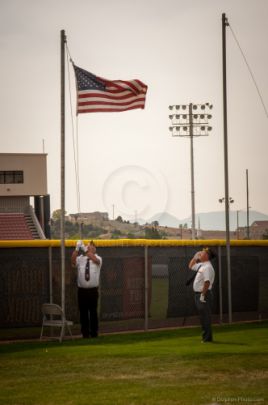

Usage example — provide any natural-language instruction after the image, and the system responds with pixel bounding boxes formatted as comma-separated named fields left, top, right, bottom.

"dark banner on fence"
left=100, top=256, right=152, bottom=321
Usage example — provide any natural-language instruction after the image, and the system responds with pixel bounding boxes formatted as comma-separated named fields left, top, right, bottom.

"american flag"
left=73, top=65, right=148, bottom=114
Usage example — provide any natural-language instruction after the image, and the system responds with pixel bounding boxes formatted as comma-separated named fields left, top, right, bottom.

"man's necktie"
left=85, top=258, right=90, bottom=281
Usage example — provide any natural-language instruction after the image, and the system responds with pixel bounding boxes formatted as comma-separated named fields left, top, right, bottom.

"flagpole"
left=60, top=29, right=66, bottom=314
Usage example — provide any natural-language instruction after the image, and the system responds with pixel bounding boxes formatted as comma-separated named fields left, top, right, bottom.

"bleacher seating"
left=0, top=213, right=39, bottom=240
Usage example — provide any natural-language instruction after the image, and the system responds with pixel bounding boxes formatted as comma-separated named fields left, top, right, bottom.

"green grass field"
left=0, top=322, right=267, bottom=405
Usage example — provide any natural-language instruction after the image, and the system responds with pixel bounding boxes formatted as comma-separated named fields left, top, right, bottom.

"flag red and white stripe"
left=73, top=65, right=148, bottom=114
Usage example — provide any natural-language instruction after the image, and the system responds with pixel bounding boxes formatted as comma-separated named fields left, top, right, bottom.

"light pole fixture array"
left=219, top=197, right=234, bottom=204
left=169, top=103, right=213, bottom=239
left=219, top=197, right=234, bottom=235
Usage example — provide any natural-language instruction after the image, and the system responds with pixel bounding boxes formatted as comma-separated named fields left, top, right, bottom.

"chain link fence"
left=0, top=241, right=267, bottom=334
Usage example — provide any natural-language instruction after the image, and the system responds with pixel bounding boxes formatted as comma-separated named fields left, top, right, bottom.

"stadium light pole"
left=169, top=103, right=213, bottom=239
left=219, top=197, right=234, bottom=237
left=219, top=196, right=234, bottom=225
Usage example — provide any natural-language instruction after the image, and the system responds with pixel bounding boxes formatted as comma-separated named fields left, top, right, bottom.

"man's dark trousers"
left=78, top=287, right=99, bottom=338
left=194, top=290, right=213, bottom=342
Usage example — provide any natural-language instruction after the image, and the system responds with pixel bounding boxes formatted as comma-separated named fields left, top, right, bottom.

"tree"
left=50, top=213, right=106, bottom=239
left=111, top=229, right=123, bottom=239
left=145, top=226, right=162, bottom=239
left=151, top=220, right=159, bottom=227
left=52, top=209, right=67, bottom=221
left=127, top=232, right=136, bottom=239
left=116, top=215, right=123, bottom=223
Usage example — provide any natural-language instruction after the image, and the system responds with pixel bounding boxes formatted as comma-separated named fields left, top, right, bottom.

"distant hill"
left=148, top=210, right=268, bottom=231
left=148, top=212, right=181, bottom=228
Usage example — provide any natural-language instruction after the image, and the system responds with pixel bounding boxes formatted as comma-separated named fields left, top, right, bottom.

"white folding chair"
left=40, top=303, right=73, bottom=343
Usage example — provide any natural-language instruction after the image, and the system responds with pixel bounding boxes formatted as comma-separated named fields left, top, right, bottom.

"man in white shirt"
left=71, top=240, right=102, bottom=339
left=188, top=247, right=216, bottom=342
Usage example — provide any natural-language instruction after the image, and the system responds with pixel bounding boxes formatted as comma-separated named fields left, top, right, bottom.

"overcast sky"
left=1, top=0, right=267, bottom=223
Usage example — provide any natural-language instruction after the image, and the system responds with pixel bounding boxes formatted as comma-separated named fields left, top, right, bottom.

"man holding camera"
left=188, top=247, right=216, bottom=343
left=71, top=240, right=102, bottom=339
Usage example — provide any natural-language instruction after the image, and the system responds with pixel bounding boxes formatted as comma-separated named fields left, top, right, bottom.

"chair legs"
left=40, top=324, right=44, bottom=341
left=40, top=304, right=73, bottom=343
left=66, top=324, right=73, bottom=340
left=40, top=322, right=73, bottom=343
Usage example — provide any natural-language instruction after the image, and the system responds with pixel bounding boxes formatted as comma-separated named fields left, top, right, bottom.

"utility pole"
left=222, top=13, right=232, bottom=323
left=246, top=169, right=250, bottom=239
left=236, top=210, right=240, bottom=240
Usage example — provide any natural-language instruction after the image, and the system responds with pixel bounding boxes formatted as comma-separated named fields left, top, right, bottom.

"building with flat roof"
left=0, top=153, right=50, bottom=239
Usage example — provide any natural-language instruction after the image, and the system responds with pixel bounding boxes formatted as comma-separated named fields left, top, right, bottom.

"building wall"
left=0, top=196, right=30, bottom=213
left=68, top=212, right=109, bottom=224
left=239, top=225, right=268, bottom=240
left=0, top=153, right=47, bottom=196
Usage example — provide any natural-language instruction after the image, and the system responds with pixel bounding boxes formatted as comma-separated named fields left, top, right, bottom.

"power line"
left=228, top=23, right=268, bottom=118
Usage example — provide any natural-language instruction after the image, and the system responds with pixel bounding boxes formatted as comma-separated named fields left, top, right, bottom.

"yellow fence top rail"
left=0, top=239, right=268, bottom=248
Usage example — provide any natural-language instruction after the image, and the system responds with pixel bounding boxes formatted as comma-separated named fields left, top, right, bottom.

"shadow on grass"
left=0, top=328, right=199, bottom=355
left=207, top=340, right=248, bottom=346
left=0, top=320, right=266, bottom=356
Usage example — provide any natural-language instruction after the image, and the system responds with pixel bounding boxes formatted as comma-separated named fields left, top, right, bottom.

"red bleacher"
left=0, top=213, right=34, bottom=240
